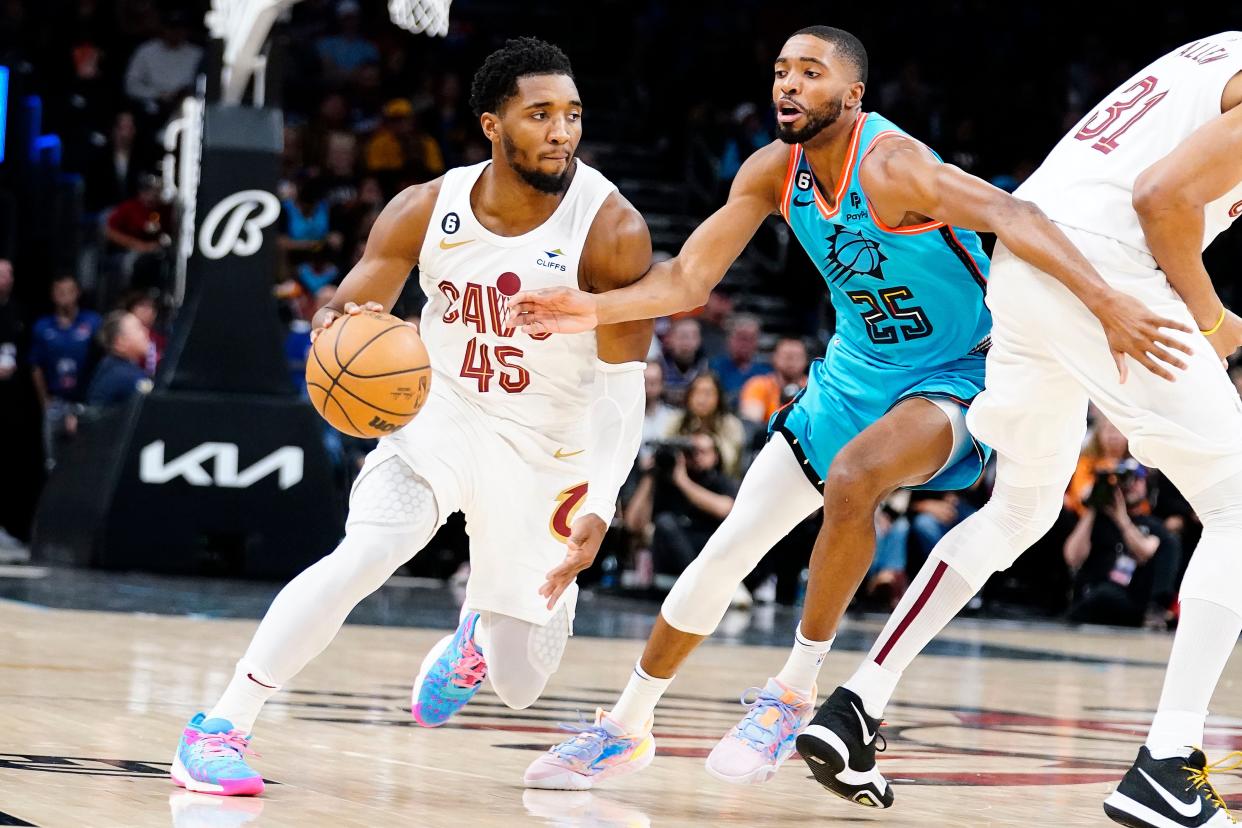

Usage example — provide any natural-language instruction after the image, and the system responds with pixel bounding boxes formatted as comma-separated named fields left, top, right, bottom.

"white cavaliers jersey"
left=416, top=160, right=616, bottom=431
left=1018, top=33, right=1242, bottom=255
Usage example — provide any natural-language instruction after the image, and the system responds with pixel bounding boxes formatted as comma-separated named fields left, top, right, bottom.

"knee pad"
left=936, top=478, right=1063, bottom=591
left=339, top=456, right=442, bottom=575
left=1178, top=473, right=1242, bottom=614
left=347, top=456, right=440, bottom=537
left=479, top=606, right=568, bottom=710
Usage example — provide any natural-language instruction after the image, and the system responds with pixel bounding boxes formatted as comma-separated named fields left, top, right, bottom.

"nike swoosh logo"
left=1138, top=768, right=1203, bottom=818
left=792, top=197, right=816, bottom=208
left=851, top=702, right=876, bottom=745
left=439, top=238, right=475, bottom=250
left=554, top=448, right=585, bottom=459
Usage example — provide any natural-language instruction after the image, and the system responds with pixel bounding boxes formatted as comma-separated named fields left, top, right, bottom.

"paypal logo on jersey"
left=537, top=248, right=568, bottom=271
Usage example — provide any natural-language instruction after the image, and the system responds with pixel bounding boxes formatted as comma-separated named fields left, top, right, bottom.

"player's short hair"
left=469, top=37, right=575, bottom=118
left=792, top=26, right=868, bottom=84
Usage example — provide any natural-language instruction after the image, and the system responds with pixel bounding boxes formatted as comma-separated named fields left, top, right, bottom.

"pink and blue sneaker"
left=705, top=678, right=815, bottom=784
left=411, top=611, right=488, bottom=727
left=524, top=709, right=655, bottom=790
left=171, top=713, right=264, bottom=796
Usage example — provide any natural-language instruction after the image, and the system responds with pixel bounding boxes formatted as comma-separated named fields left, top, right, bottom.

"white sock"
left=610, top=662, right=672, bottom=734
left=843, top=660, right=901, bottom=719
left=774, top=624, right=833, bottom=696
left=1146, top=711, right=1206, bottom=761
left=845, top=556, right=975, bottom=718
left=207, top=661, right=281, bottom=735
left=1145, top=597, right=1242, bottom=760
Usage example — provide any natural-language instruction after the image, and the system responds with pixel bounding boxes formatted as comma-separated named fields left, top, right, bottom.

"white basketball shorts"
left=353, top=379, right=589, bottom=626
left=969, top=223, right=1242, bottom=496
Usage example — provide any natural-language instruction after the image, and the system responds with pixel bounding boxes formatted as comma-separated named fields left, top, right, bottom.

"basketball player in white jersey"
left=790, top=34, right=1242, bottom=825
left=170, top=37, right=653, bottom=796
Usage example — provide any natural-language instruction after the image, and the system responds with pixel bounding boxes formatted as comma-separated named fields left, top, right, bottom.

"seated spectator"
left=296, top=246, right=341, bottom=309
left=123, top=11, right=202, bottom=116
left=123, top=291, right=165, bottom=374
left=666, top=372, right=745, bottom=477
left=285, top=286, right=337, bottom=394
left=739, top=337, right=809, bottom=424
left=105, top=173, right=171, bottom=290
left=694, top=289, right=733, bottom=357
left=660, top=317, right=706, bottom=406
left=717, top=102, right=771, bottom=182
left=868, top=491, right=972, bottom=608
left=31, top=276, right=101, bottom=468
left=321, top=132, right=362, bottom=206
left=641, top=360, right=679, bottom=456
left=1066, top=413, right=1131, bottom=514
left=1064, top=458, right=1180, bottom=628
left=84, top=111, right=141, bottom=214
left=430, top=73, right=472, bottom=166
left=624, top=430, right=737, bottom=583
left=316, top=1, right=379, bottom=83
left=333, top=176, right=385, bottom=254
left=0, top=260, right=21, bottom=385
left=365, top=98, right=445, bottom=186
left=302, top=94, right=353, bottom=169
left=709, top=313, right=768, bottom=402
left=86, top=311, right=151, bottom=406
left=281, top=176, right=341, bottom=269
left=0, top=259, right=38, bottom=546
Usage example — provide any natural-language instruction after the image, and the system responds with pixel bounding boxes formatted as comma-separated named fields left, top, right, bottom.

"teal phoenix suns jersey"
left=779, top=111, right=992, bottom=372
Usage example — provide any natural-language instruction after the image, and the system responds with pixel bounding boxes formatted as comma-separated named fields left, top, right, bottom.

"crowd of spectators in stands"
left=0, top=1, right=1239, bottom=627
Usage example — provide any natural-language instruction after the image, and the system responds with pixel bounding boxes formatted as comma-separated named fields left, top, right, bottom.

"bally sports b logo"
left=198, top=190, right=281, bottom=260
left=822, top=226, right=887, bottom=286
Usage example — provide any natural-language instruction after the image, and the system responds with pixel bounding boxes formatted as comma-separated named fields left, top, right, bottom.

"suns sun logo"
left=822, top=226, right=887, bottom=285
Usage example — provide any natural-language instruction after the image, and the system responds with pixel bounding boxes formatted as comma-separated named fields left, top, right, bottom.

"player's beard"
left=502, top=135, right=574, bottom=194
left=776, top=96, right=844, bottom=144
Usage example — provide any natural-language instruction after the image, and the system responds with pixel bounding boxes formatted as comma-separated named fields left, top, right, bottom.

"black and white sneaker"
left=795, top=686, right=893, bottom=808
left=1104, top=747, right=1236, bottom=827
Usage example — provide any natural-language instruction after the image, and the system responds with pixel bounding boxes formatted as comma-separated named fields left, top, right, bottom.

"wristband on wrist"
left=1201, top=307, right=1227, bottom=336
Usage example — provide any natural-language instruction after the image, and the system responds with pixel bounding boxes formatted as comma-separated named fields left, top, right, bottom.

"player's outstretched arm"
left=1133, top=82, right=1242, bottom=360
left=860, top=136, right=1193, bottom=382
left=538, top=195, right=654, bottom=610
left=309, top=181, right=439, bottom=339
left=506, top=143, right=785, bottom=334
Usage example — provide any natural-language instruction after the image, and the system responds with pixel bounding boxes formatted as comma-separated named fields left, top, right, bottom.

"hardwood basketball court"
left=3, top=570, right=1241, bottom=827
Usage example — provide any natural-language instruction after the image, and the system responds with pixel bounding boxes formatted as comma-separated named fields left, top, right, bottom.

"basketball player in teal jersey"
left=510, top=26, right=1190, bottom=799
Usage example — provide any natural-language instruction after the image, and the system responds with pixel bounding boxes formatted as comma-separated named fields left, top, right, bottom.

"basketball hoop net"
left=388, top=0, right=452, bottom=37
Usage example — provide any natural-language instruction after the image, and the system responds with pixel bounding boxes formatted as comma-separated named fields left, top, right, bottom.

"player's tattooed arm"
left=506, top=142, right=786, bottom=334
left=310, top=179, right=441, bottom=340
left=860, top=135, right=1193, bottom=383
left=1133, top=73, right=1242, bottom=360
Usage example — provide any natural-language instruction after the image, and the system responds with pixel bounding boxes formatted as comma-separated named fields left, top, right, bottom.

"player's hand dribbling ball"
left=306, top=304, right=431, bottom=438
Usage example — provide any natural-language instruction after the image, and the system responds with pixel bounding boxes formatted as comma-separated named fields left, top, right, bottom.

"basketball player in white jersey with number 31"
left=799, top=33, right=1242, bottom=827
left=169, top=37, right=653, bottom=796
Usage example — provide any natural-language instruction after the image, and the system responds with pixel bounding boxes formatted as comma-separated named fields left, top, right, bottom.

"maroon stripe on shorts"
left=873, top=559, right=949, bottom=666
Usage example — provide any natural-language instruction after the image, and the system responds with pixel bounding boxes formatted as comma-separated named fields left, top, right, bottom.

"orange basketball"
left=305, top=310, right=432, bottom=438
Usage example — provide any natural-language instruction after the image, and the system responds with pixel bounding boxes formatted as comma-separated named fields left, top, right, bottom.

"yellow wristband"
left=1201, top=307, right=1227, bottom=336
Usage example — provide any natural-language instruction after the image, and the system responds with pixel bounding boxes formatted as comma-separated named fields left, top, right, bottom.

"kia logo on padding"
left=197, top=190, right=281, bottom=260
